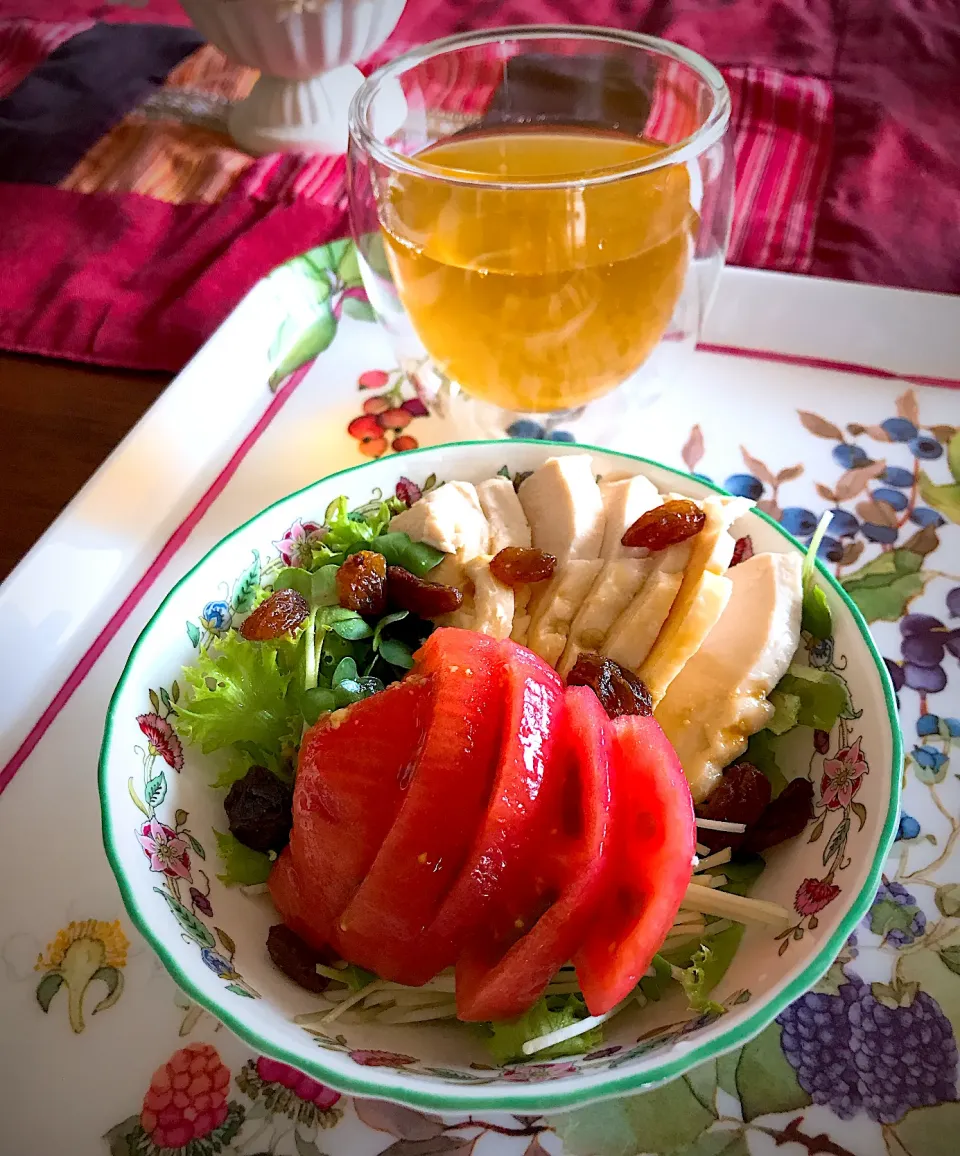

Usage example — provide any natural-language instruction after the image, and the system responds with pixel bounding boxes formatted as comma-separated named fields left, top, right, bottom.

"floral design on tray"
left=347, top=368, right=431, bottom=457
left=267, top=240, right=376, bottom=392
left=673, top=386, right=960, bottom=1155
left=34, top=918, right=129, bottom=1033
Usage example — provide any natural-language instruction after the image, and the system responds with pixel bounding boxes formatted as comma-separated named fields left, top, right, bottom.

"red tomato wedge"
left=335, top=627, right=505, bottom=983
left=408, top=641, right=568, bottom=984
left=574, top=713, right=696, bottom=1016
left=268, top=847, right=319, bottom=946
left=276, top=677, right=430, bottom=947
left=456, top=685, right=613, bottom=1022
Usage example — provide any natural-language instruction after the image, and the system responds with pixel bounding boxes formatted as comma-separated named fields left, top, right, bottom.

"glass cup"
left=347, top=26, right=732, bottom=437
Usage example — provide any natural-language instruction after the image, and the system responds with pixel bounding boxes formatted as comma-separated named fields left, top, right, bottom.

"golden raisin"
left=240, top=587, right=309, bottom=640
left=386, top=565, right=463, bottom=617
left=336, top=550, right=387, bottom=616
left=489, top=546, right=557, bottom=587
left=621, top=499, right=706, bottom=551
left=567, top=653, right=652, bottom=719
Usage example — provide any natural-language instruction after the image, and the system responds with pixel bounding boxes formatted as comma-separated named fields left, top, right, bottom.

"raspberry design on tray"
left=234, top=1057, right=343, bottom=1129
left=347, top=368, right=430, bottom=458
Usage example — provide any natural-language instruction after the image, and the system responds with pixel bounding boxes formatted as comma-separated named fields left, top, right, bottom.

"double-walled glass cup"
left=348, top=26, right=732, bottom=432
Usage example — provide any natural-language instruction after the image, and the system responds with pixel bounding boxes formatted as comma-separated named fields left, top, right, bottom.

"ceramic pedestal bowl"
left=99, top=440, right=900, bottom=1112
left=179, top=0, right=406, bottom=154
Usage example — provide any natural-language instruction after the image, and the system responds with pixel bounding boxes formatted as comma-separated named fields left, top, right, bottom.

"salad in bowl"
left=100, top=441, right=900, bottom=1111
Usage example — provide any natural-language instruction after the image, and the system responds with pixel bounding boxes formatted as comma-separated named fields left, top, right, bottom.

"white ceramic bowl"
left=100, top=441, right=901, bottom=1112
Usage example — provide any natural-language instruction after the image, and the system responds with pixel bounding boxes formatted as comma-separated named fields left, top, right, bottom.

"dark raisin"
left=622, top=499, right=706, bottom=551
left=336, top=550, right=387, bottom=616
left=266, top=924, right=332, bottom=994
left=240, top=587, right=309, bottom=641
left=224, top=765, right=293, bottom=854
left=489, top=546, right=557, bottom=586
left=695, top=761, right=771, bottom=852
left=567, top=653, right=653, bottom=719
left=387, top=565, right=463, bottom=617
left=742, top=778, right=814, bottom=853
left=730, top=535, right=754, bottom=567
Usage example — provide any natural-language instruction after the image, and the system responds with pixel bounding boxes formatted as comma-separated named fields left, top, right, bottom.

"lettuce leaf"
left=322, top=495, right=396, bottom=554
left=346, top=532, right=444, bottom=577
left=715, top=853, right=765, bottom=896
left=487, top=995, right=603, bottom=1065
left=638, top=954, right=673, bottom=1003
left=339, top=964, right=377, bottom=992
left=744, top=729, right=788, bottom=796
left=174, top=631, right=301, bottom=758
left=775, top=665, right=855, bottom=731
left=766, top=690, right=801, bottom=735
left=674, top=945, right=726, bottom=1016
left=214, top=829, right=272, bottom=886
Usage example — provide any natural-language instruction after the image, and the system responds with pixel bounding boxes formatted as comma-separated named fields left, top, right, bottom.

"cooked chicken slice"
left=656, top=552, right=802, bottom=800
left=526, top=560, right=604, bottom=668
left=558, top=559, right=651, bottom=676
left=517, top=455, right=605, bottom=564
left=599, top=475, right=662, bottom=559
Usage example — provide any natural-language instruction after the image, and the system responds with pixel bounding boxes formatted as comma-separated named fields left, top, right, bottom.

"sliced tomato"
left=407, top=641, right=568, bottom=983
left=456, top=685, right=613, bottom=1022
left=277, top=677, right=430, bottom=946
left=335, top=627, right=505, bottom=983
left=574, top=713, right=695, bottom=1016
left=268, top=846, right=330, bottom=951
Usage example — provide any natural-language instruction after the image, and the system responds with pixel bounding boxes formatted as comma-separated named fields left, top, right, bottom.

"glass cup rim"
left=348, top=24, right=731, bottom=191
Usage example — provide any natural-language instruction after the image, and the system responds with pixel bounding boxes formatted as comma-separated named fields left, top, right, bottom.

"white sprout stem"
left=705, top=874, right=728, bottom=889
left=702, top=918, right=735, bottom=937
left=316, top=988, right=353, bottom=1004
left=661, top=925, right=706, bottom=948
left=378, top=1003, right=461, bottom=1025
left=682, top=881, right=790, bottom=927
left=316, top=964, right=350, bottom=983
left=239, top=882, right=271, bottom=897
left=671, top=909, right=707, bottom=926
left=317, top=981, right=384, bottom=1025
left=693, top=847, right=733, bottom=873
left=695, top=842, right=710, bottom=856
left=695, top=818, right=747, bottom=833
left=380, top=976, right=458, bottom=994
left=383, top=989, right=456, bottom=1007
left=304, top=610, right=318, bottom=691
left=521, top=995, right=634, bottom=1056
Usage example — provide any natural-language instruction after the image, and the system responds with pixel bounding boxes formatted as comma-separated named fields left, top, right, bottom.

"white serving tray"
left=0, top=254, right=957, bottom=1156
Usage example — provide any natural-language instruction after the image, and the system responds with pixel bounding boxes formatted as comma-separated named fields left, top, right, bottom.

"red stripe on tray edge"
left=0, top=363, right=312, bottom=796
left=697, top=343, right=960, bottom=388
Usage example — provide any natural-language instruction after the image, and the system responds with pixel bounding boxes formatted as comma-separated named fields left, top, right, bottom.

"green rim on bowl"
left=100, top=440, right=903, bottom=1112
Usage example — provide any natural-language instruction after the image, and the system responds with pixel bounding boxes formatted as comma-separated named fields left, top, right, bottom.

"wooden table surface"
left=0, top=354, right=171, bottom=582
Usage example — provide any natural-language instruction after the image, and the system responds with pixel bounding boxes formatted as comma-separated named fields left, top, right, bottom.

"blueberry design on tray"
left=125, top=450, right=883, bottom=1079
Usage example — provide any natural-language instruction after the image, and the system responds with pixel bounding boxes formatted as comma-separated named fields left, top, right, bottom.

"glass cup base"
left=402, top=334, right=694, bottom=449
